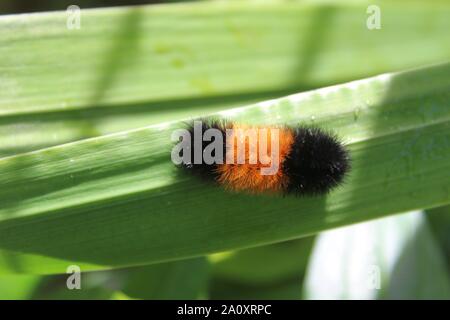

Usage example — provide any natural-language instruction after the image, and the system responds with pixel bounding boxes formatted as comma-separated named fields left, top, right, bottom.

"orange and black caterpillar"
left=178, top=119, right=350, bottom=196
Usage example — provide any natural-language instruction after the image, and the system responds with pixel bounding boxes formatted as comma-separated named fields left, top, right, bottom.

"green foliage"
left=0, top=0, right=449, bottom=300
left=0, top=62, right=449, bottom=275
left=1, top=0, right=450, bottom=157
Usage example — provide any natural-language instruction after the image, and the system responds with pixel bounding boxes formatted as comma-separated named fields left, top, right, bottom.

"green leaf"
left=427, top=205, right=450, bottom=268
left=210, top=238, right=313, bottom=286
left=1, top=0, right=450, bottom=157
left=303, top=211, right=450, bottom=299
left=210, top=277, right=303, bottom=300
left=0, top=274, right=41, bottom=299
left=0, top=62, right=449, bottom=274
left=208, top=239, right=314, bottom=299
left=118, top=257, right=210, bottom=300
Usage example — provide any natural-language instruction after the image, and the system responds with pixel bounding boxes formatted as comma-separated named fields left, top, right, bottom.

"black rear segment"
left=282, top=126, right=351, bottom=196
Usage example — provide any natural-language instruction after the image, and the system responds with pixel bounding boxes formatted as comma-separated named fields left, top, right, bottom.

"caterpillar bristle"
left=175, top=119, right=350, bottom=196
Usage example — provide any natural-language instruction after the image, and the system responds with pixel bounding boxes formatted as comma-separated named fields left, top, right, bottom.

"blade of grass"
left=0, top=62, right=449, bottom=274
left=1, top=0, right=450, bottom=157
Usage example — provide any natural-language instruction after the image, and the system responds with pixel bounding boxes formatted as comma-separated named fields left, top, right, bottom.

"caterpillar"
left=173, top=119, right=350, bottom=196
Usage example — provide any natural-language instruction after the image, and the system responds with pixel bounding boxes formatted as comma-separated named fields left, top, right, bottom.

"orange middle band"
left=216, top=125, right=294, bottom=193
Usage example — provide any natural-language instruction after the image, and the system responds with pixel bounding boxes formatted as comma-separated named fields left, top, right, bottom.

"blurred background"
left=0, top=0, right=449, bottom=300
left=1, top=208, right=448, bottom=299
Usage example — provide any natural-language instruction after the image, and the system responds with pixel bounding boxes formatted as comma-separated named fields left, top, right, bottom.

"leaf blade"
left=1, top=0, right=450, bottom=157
left=0, top=63, right=449, bottom=274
